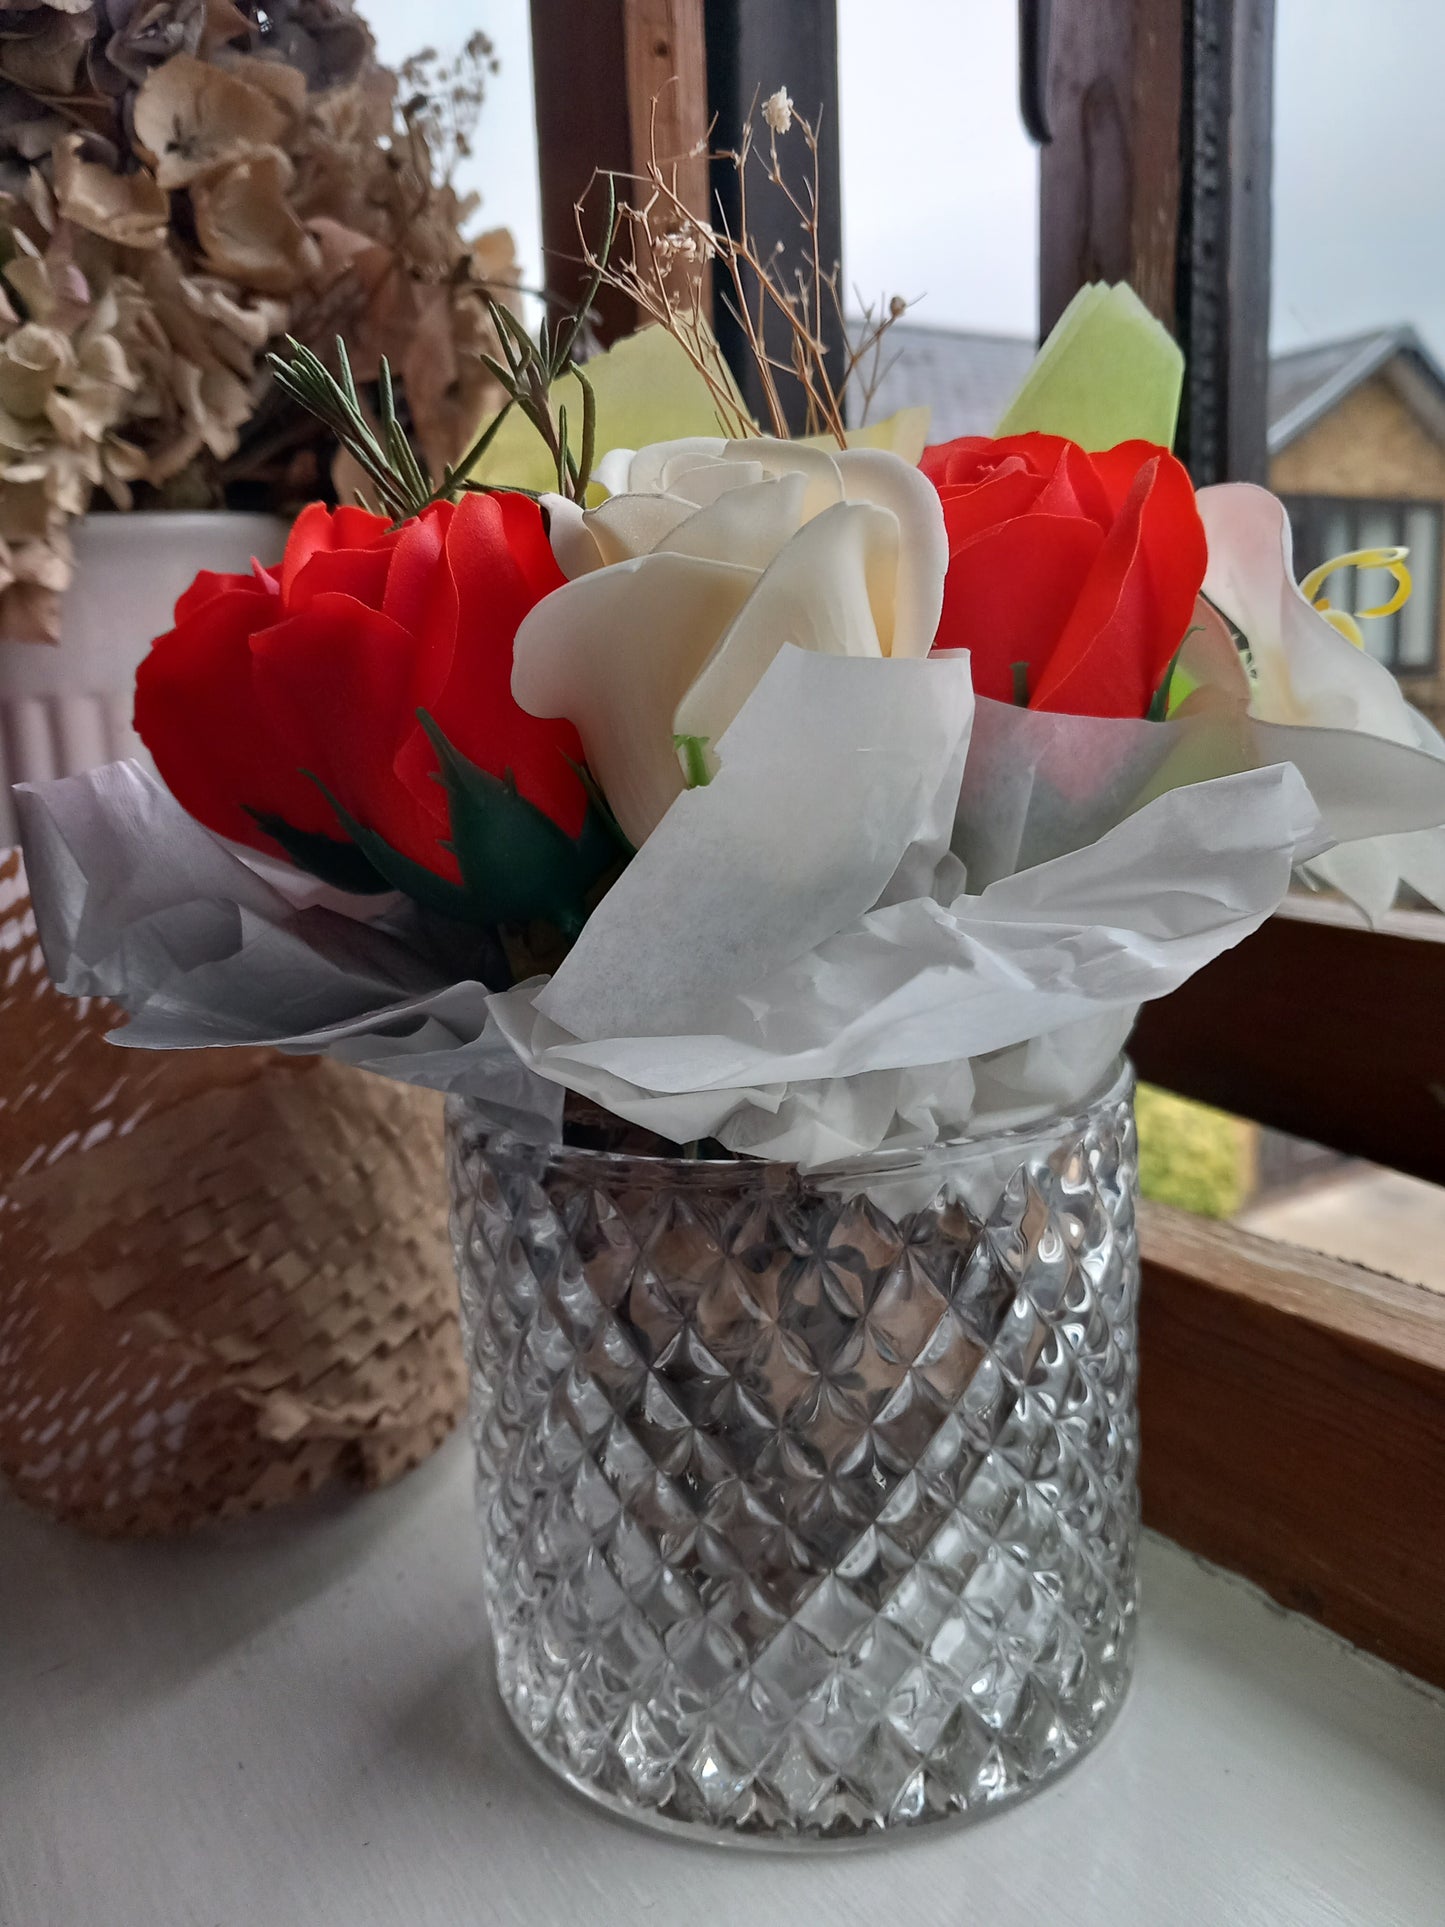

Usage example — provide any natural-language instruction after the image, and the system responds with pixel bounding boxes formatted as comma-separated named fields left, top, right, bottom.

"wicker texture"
left=0, top=850, right=464, bottom=1535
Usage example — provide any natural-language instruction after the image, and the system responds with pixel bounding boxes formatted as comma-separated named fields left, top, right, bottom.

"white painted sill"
left=4, top=1437, right=1443, bottom=1927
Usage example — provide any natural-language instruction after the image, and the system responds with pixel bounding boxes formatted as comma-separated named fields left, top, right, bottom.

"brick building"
left=871, top=322, right=1445, bottom=723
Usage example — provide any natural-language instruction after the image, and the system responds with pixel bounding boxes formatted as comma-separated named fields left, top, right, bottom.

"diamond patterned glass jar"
left=447, top=1065, right=1139, bottom=1844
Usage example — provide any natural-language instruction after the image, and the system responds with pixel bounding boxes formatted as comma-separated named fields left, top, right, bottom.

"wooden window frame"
left=528, top=0, right=1445, bottom=1689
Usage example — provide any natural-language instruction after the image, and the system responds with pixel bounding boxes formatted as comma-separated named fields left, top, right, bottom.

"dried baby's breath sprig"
left=580, top=91, right=912, bottom=445
left=397, top=32, right=501, bottom=185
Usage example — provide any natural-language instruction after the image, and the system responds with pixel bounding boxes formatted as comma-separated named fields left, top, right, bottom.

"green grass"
left=1136, top=1083, right=1255, bottom=1220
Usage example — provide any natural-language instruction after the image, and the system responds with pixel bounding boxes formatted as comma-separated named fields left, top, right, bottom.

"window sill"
left=4, top=1438, right=1443, bottom=1925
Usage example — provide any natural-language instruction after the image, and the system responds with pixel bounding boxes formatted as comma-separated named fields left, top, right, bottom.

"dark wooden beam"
left=1036, top=0, right=1186, bottom=340
left=1129, top=900, right=1445, bottom=1186
left=530, top=0, right=710, bottom=344
left=703, top=0, right=844, bottom=433
left=1033, top=0, right=1274, bottom=481
left=1140, top=1200, right=1445, bottom=1688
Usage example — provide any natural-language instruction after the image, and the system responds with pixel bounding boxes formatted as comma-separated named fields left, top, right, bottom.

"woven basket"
left=0, top=849, right=465, bottom=1535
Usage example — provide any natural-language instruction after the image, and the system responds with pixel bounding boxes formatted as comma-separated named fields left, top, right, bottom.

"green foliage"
left=301, top=714, right=627, bottom=938
left=245, top=808, right=393, bottom=895
left=1136, top=1082, right=1255, bottom=1220
left=267, top=179, right=616, bottom=514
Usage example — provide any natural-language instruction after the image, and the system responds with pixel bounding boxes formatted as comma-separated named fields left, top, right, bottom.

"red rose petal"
left=173, top=567, right=268, bottom=628
left=1031, top=451, right=1207, bottom=717
left=383, top=505, right=451, bottom=638
left=931, top=512, right=1104, bottom=703
left=250, top=592, right=455, bottom=878
left=933, top=465, right=1047, bottom=546
left=279, top=501, right=395, bottom=600
left=394, top=492, right=587, bottom=841
left=1088, top=439, right=1179, bottom=517
left=135, top=590, right=336, bottom=852
left=287, top=542, right=395, bottom=614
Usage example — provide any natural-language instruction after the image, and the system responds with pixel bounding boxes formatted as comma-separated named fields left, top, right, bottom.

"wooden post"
left=529, top=0, right=711, bottom=344
left=1130, top=901, right=1445, bottom=1188
left=1036, top=0, right=1186, bottom=339
left=1032, top=0, right=1273, bottom=482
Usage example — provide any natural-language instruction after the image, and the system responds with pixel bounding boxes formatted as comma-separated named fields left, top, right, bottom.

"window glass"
left=837, top=0, right=1038, bottom=430
left=1140, top=1080, right=1445, bottom=1297
left=1273, top=0, right=1445, bottom=707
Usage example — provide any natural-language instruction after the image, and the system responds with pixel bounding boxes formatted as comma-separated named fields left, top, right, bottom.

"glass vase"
left=446, top=1064, right=1139, bottom=1845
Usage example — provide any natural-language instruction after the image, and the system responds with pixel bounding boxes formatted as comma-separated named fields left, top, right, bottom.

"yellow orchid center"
left=1299, top=546, right=1413, bottom=649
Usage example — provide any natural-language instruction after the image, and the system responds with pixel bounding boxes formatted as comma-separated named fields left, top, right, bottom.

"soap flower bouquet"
left=16, top=109, right=1445, bottom=1172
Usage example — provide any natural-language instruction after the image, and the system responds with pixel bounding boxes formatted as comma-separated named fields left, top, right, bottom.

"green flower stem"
left=674, top=734, right=713, bottom=789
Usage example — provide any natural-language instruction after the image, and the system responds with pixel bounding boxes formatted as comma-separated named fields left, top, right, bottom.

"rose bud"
left=923, top=431, right=1207, bottom=717
left=135, top=493, right=620, bottom=932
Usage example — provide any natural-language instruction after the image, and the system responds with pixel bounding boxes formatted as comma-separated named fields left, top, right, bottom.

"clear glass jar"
left=446, top=1064, right=1139, bottom=1844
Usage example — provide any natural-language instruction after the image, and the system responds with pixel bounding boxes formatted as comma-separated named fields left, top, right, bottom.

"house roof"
left=865, top=323, right=1033, bottom=443
left=1265, top=327, right=1445, bottom=452
left=862, top=319, right=1445, bottom=454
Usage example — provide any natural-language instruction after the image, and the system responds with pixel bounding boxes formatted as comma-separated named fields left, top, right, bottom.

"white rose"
left=510, top=436, right=949, bottom=847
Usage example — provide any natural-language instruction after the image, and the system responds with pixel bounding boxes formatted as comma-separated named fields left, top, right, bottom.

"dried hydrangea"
left=0, top=1, right=516, bottom=639
left=0, top=181, right=145, bottom=638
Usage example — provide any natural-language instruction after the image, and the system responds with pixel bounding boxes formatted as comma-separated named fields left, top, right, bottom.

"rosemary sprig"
left=270, top=336, right=436, bottom=521
left=474, top=175, right=614, bottom=501
left=265, top=178, right=619, bottom=522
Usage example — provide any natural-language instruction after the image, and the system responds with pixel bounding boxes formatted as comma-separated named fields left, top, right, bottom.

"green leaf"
left=417, top=712, right=625, bottom=935
left=995, top=282, right=1185, bottom=450
left=245, top=808, right=394, bottom=895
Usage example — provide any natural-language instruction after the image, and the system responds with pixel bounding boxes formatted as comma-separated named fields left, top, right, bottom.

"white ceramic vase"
left=0, top=510, right=287, bottom=847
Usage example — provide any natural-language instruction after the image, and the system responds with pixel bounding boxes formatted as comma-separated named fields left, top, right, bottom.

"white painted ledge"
left=4, top=1437, right=1443, bottom=1927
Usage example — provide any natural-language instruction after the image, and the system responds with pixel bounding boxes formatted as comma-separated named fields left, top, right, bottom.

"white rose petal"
left=512, top=552, right=756, bottom=847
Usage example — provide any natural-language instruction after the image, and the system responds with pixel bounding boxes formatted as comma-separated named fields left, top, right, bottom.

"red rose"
left=136, top=494, right=604, bottom=921
left=922, top=432, right=1207, bottom=717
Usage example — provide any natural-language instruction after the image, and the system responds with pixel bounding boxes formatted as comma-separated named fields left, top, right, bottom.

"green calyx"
left=414, top=710, right=625, bottom=934
left=281, top=711, right=625, bottom=940
left=245, top=809, right=393, bottom=895
left=255, top=717, right=626, bottom=946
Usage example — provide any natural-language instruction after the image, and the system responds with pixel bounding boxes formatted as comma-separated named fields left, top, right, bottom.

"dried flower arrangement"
left=0, top=4, right=517, bottom=642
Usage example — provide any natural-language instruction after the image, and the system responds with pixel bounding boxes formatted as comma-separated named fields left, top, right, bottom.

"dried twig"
left=578, top=88, right=912, bottom=445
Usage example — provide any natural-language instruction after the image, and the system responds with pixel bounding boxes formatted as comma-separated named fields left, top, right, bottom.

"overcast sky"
left=372, top=0, right=1445, bottom=362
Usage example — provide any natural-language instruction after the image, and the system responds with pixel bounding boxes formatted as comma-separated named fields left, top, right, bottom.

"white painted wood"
left=3, top=1438, right=1443, bottom=1927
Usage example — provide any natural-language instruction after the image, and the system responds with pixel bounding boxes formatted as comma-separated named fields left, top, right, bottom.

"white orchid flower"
left=1195, top=483, right=1445, bottom=921
left=512, top=437, right=949, bottom=847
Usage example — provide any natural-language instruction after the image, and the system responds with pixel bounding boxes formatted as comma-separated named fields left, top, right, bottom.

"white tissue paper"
left=20, top=637, right=1399, bottom=1170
